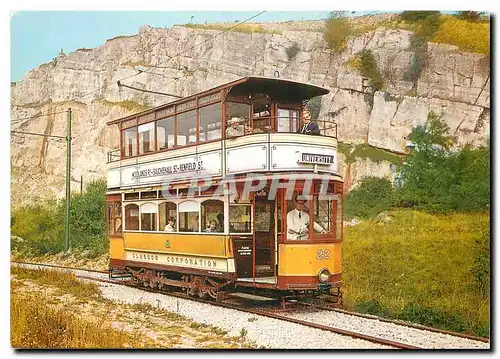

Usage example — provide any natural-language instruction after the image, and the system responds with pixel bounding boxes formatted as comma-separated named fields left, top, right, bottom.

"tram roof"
left=107, top=76, right=330, bottom=125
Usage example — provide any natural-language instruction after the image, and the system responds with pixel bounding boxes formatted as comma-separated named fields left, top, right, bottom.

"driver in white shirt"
left=287, top=196, right=326, bottom=240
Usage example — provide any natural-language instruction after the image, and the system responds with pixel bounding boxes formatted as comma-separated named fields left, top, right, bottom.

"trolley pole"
left=65, top=108, right=72, bottom=253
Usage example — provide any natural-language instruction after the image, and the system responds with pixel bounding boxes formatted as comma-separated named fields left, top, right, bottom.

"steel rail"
left=298, top=302, right=490, bottom=344
left=10, top=260, right=108, bottom=274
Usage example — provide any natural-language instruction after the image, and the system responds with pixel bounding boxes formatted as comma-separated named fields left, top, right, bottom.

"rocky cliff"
left=10, top=17, right=490, bottom=207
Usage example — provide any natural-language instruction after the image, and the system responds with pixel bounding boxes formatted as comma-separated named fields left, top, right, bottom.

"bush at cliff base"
left=11, top=180, right=107, bottom=258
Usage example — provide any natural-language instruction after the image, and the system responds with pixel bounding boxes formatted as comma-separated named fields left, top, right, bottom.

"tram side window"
left=229, top=205, right=252, bottom=234
left=159, top=202, right=177, bottom=232
left=140, top=203, right=157, bottom=231
left=122, top=127, right=137, bottom=157
left=177, top=110, right=196, bottom=146
left=107, top=202, right=122, bottom=236
left=178, top=200, right=199, bottom=232
left=138, top=122, right=155, bottom=154
left=199, top=103, right=221, bottom=142
left=201, top=199, right=224, bottom=233
left=125, top=204, right=139, bottom=230
left=157, top=116, right=175, bottom=150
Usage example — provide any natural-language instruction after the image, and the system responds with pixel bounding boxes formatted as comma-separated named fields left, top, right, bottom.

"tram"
left=105, top=76, right=343, bottom=303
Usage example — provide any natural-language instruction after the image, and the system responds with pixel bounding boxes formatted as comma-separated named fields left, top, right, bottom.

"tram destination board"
left=298, top=153, right=335, bottom=165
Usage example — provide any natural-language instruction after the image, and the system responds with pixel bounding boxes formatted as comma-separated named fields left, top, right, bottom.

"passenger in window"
left=287, top=195, right=325, bottom=240
left=298, top=108, right=320, bottom=135
left=216, top=213, right=224, bottom=232
left=226, top=117, right=252, bottom=137
left=190, top=215, right=199, bottom=232
left=205, top=219, right=218, bottom=233
left=164, top=217, right=176, bottom=232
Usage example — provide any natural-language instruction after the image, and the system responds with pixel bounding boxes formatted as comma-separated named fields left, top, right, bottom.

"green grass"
left=11, top=266, right=101, bottom=299
left=343, top=209, right=490, bottom=337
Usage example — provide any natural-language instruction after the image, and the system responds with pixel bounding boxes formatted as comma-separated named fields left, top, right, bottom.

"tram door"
left=254, top=195, right=276, bottom=279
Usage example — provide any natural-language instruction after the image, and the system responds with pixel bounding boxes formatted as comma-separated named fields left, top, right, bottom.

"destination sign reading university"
left=299, top=153, right=335, bottom=165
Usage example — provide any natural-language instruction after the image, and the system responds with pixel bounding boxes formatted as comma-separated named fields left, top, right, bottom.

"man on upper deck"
left=298, top=107, right=320, bottom=135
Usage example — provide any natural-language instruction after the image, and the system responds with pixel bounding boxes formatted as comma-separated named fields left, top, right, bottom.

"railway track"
left=11, top=260, right=490, bottom=349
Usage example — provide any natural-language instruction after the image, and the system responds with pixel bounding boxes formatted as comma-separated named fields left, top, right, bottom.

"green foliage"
left=359, top=50, right=384, bottom=91
left=403, top=13, right=440, bottom=82
left=285, top=42, right=300, bottom=61
left=344, top=177, right=395, bottom=219
left=61, top=180, right=108, bottom=256
left=471, top=227, right=490, bottom=296
left=433, top=16, right=490, bottom=54
left=456, top=11, right=484, bottom=22
left=11, top=180, right=108, bottom=257
left=338, top=142, right=403, bottom=166
left=343, top=210, right=490, bottom=337
left=11, top=202, right=65, bottom=255
left=323, top=11, right=352, bottom=52
left=400, top=11, right=441, bottom=22
left=398, top=112, right=490, bottom=213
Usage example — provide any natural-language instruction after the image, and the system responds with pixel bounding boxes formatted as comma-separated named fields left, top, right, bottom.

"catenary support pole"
left=65, top=108, right=72, bottom=252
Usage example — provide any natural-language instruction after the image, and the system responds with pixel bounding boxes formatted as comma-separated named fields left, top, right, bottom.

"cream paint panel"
left=226, top=144, right=268, bottom=174
left=270, top=133, right=337, bottom=147
left=107, top=168, right=121, bottom=188
left=125, top=250, right=234, bottom=272
left=271, top=143, right=338, bottom=173
left=225, top=133, right=268, bottom=149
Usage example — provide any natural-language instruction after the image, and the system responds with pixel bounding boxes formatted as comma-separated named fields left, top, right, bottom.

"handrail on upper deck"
left=107, top=149, right=121, bottom=163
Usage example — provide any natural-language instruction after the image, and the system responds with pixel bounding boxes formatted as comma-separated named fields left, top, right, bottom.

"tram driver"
left=287, top=195, right=326, bottom=240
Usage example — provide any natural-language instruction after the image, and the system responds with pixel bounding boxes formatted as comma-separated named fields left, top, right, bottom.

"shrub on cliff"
left=324, top=11, right=352, bottom=52
left=432, top=16, right=490, bottom=54
left=359, top=50, right=385, bottom=91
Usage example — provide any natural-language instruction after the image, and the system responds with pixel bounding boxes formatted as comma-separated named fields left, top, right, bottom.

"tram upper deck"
left=106, top=76, right=340, bottom=190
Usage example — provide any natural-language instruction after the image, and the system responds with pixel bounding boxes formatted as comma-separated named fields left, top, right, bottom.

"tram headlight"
left=318, top=268, right=331, bottom=283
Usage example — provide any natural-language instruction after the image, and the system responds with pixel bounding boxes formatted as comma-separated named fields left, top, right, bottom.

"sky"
left=10, top=10, right=396, bottom=82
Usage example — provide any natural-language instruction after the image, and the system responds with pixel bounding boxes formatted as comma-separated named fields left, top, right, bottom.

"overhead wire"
left=11, top=110, right=69, bottom=124
left=13, top=10, right=268, bottom=121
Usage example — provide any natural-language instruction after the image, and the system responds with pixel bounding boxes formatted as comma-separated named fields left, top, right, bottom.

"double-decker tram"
left=106, top=76, right=343, bottom=304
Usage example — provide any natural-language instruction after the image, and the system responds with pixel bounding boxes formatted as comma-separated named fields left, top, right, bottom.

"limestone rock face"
left=11, top=19, right=490, bottom=206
